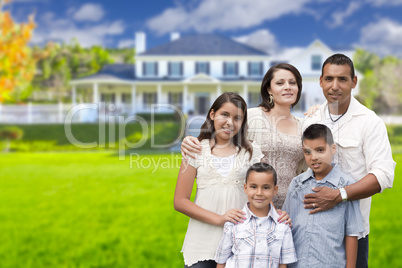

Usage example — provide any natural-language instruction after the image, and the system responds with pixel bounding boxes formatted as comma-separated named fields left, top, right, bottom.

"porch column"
left=131, top=85, right=136, bottom=115
left=216, top=85, right=222, bottom=99
left=243, top=84, right=249, bottom=103
left=183, top=84, right=188, bottom=114
left=72, top=85, right=77, bottom=105
left=157, top=84, right=162, bottom=112
left=93, top=83, right=99, bottom=103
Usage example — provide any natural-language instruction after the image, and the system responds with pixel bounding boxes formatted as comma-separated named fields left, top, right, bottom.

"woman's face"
left=268, top=69, right=299, bottom=107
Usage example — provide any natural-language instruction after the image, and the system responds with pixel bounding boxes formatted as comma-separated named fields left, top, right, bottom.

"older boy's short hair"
left=246, top=162, right=277, bottom=185
left=302, top=124, right=334, bottom=145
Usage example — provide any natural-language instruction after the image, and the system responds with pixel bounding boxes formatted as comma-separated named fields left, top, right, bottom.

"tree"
left=354, top=49, right=402, bottom=114
left=0, top=0, right=36, bottom=102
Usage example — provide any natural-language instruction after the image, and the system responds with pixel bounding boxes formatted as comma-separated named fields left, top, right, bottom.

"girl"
left=174, top=92, right=263, bottom=268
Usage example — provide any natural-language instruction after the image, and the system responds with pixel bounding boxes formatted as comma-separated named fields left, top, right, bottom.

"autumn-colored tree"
left=0, top=0, right=36, bottom=102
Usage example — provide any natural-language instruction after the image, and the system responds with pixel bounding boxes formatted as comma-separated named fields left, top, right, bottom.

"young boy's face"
left=302, top=137, right=336, bottom=180
left=244, top=171, right=278, bottom=217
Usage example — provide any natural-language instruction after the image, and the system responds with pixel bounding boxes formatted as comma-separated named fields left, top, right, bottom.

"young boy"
left=215, top=162, right=297, bottom=268
left=282, top=124, right=364, bottom=268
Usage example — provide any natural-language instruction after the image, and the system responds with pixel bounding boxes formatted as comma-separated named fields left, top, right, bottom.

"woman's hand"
left=221, top=209, right=246, bottom=226
left=277, top=209, right=292, bottom=227
left=304, top=104, right=320, bottom=117
left=181, top=135, right=202, bottom=159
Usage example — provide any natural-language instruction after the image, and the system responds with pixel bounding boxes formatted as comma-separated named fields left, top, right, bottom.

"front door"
left=195, top=95, right=209, bottom=115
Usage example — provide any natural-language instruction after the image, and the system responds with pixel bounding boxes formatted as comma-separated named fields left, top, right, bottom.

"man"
left=302, top=53, right=396, bottom=268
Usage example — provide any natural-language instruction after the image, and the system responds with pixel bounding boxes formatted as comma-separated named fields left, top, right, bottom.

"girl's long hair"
left=197, top=92, right=252, bottom=157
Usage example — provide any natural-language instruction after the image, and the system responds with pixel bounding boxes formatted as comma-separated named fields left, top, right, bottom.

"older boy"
left=215, top=162, right=297, bottom=268
left=283, top=124, right=364, bottom=268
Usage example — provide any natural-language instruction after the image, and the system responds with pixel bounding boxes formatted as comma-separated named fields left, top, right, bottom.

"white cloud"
left=118, top=38, right=135, bottom=49
left=356, top=18, right=402, bottom=57
left=233, top=29, right=278, bottom=54
left=32, top=11, right=125, bottom=47
left=365, top=0, right=402, bottom=6
left=73, top=3, right=105, bottom=22
left=328, top=2, right=361, bottom=28
left=146, top=0, right=312, bottom=35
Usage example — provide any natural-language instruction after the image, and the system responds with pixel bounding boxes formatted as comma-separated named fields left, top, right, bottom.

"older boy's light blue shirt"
left=282, top=165, right=364, bottom=268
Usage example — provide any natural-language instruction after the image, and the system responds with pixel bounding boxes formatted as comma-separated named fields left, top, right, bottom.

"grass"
left=0, top=151, right=400, bottom=267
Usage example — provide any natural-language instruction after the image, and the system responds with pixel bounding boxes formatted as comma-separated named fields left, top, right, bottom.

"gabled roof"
left=140, top=34, right=268, bottom=56
left=74, top=64, right=135, bottom=81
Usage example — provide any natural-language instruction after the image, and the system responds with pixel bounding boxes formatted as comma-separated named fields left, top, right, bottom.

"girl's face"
left=268, top=69, right=299, bottom=107
left=210, top=102, right=244, bottom=144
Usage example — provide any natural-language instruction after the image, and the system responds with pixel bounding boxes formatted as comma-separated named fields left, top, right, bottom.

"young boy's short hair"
left=302, top=123, right=334, bottom=145
left=245, top=162, right=277, bottom=185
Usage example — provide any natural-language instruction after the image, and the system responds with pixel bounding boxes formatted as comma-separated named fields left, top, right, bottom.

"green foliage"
left=0, top=122, right=182, bottom=152
left=354, top=49, right=402, bottom=114
left=0, top=125, right=23, bottom=140
left=0, top=151, right=400, bottom=267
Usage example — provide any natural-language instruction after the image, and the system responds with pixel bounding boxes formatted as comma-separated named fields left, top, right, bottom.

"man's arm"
left=303, top=173, right=380, bottom=213
left=345, top=236, right=358, bottom=268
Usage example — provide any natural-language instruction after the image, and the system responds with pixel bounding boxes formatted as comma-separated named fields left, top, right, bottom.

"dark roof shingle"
left=141, top=34, right=268, bottom=56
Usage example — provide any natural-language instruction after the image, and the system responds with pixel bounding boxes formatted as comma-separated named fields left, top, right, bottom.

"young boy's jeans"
left=356, top=235, right=369, bottom=268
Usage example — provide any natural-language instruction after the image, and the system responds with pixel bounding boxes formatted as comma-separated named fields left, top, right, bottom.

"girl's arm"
left=279, top=264, right=287, bottom=268
left=345, top=235, right=358, bottom=268
left=174, top=160, right=245, bottom=226
left=217, top=264, right=226, bottom=268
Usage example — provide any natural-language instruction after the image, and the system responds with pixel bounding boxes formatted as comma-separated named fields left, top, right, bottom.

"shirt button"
left=273, top=235, right=276, bottom=239
left=256, top=257, right=259, bottom=260
left=258, top=239, right=261, bottom=243
left=259, top=224, right=262, bottom=227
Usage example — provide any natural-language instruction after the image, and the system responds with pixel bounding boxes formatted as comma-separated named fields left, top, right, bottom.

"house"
left=70, top=33, right=358, bottom=120
left=0, top=33, right=358, bottom=124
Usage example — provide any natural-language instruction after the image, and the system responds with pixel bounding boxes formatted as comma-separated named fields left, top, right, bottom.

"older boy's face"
left=303, top=137, right=336, bottom=180
left=244, top=171, right=278, bottom=217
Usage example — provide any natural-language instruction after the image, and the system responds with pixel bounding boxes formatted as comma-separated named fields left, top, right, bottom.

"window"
left=169, top=62, right=182, bottom=77
left=311, top=55, right=321, bottom=71
left=100, top=93, right=115, bottom=104
left=168, top=92, right=183, bottom=108
left=143, top=93, right=157, bottom=109
left=196, top=62, right=209, bottom=74
left=224, top=62, right=238, bottom=76
left=143, top=62, right=158, bottom=76
left=248, top=92, right=261, bottom=108
left=122, top=93, right=132, bottom=104
left=249, top=62, right=262, bottom=76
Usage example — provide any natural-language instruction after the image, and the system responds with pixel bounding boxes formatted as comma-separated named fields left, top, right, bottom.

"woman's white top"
left=181, top=139, right=263, bottom=266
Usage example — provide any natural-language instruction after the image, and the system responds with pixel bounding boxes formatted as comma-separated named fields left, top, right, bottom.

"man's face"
left=320, top=64, right=357, bottom=113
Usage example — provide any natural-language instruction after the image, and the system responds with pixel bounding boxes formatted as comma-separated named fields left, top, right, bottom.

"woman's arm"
left=345, top=236, right=358, bottom=268
left=174, top=160, right=245, bottom=226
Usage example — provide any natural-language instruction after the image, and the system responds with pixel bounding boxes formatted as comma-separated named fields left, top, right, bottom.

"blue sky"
left=6, top=0, right=402, bottom=57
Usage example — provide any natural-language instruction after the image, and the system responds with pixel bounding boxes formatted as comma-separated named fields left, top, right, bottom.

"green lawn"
left=0, top=151, right=400, bottom=267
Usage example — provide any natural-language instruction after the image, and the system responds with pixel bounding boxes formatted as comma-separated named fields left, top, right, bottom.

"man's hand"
left=181, top=136, right=202, bottom=159
left=303, top=186, right=341, bottom=214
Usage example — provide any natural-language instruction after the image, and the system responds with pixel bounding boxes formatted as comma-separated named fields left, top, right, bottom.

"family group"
left=174, top=54, right=396, bottom=268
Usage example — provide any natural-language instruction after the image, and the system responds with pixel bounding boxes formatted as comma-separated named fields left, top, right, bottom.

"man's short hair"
left=322, top=53, right=355, bottom=79
left=302, top=124, right=334, bottom=145
left=246, top=162, right=277, bottom=185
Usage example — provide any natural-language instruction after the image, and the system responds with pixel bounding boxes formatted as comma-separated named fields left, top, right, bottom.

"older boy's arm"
left=345, top=236, right=358, bottom=268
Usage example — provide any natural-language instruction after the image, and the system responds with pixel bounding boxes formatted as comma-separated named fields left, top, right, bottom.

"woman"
left=181, top=63, right=305, bottom=209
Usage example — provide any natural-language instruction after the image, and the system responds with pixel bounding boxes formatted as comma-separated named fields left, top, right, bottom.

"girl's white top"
left=181, top=139, right=263, bottom=266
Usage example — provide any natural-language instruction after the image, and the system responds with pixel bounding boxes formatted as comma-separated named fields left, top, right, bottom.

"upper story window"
left=169, top=62, right=183, bottom=77
left=195, top=62, right=209, bottom=74
left=224, top=62, right=238, bottom=76
left=311, top=55, right=322, bottom=71
left=143, top=62, right=158, bottom=76
left=249, top=62, right=263, bottom=76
